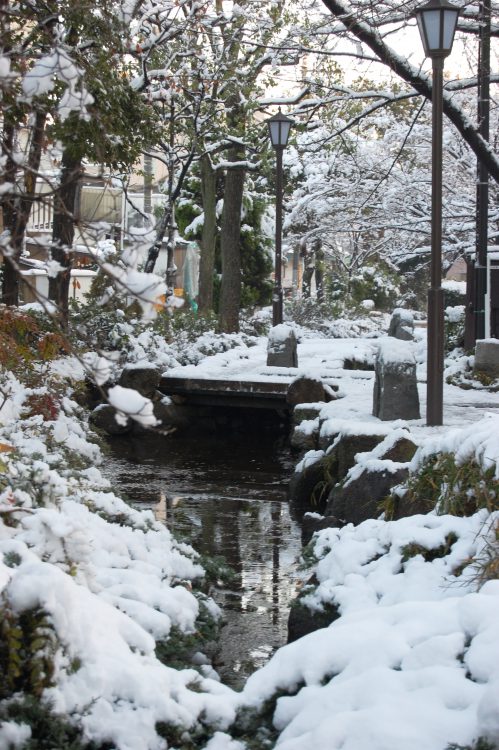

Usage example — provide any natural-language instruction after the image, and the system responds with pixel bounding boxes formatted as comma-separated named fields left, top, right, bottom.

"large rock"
left=301, top=512, right=340, bottom=546
left=474, top=338, right=499, bottom=379
left=266, top=324, right=298, bottom=367
left=288, top=451, right=330, bottom=514
left=286, top=376, right=335, bottom=407
left=292, top=403, right=324, bottom=426
left=119, top=365, right=160, bottom=399
left=288, top=590, right=341, bottom=643
left=326, top=465, right=410, bottom=526
left=290, top=418, right=320, bottom=452
left=151, top=397, right=191, bottom=431
left=318, top=419, right=390, bottom=454
left=325, top=432, right=418, bottom=525
left=90, top=404, right=132, bottom=435
left=388, top=308, right=415, bottom=341
left=373, top=338, right=420, bottom=421
left=289, top=426, right=390, bottom=514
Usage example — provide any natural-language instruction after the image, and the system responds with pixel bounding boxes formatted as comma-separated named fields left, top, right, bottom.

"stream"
left=102, top=427, right=302, bottom=689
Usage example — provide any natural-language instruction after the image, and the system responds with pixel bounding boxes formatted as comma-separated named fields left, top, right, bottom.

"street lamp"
left=415, top=0, right=459, bottom=426
left=267, top=109, right=293, bottom=326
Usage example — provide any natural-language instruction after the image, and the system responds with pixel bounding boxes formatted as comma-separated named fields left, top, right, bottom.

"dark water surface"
left=102, top=428, right=302, bottom=688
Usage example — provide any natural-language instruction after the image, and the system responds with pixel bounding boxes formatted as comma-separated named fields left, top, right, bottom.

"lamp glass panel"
left=269, top=121, right=281, bottom=146
left=422, top=9, right=442, bottom=51
left=442, top=9, right=458, bottom=49
left=279, top=120, right=292, bottom=146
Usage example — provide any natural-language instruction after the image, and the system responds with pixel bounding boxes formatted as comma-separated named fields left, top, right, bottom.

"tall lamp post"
left=267, top=110, right=293, bottom=326
left=415, top=0, right=459, bottom=426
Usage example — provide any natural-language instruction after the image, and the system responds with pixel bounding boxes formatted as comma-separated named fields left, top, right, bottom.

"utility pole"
left=474, top=0, right=490, bottom=341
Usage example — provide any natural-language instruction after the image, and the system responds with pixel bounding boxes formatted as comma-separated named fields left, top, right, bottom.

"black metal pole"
left=427, top=57, right=445, bottom=426
left=273, top=146, right=284, bottom=326
left=475, top=0, right=490, bottom=341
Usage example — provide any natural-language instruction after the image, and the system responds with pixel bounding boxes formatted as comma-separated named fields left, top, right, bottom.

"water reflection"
left=102, top=430, right=302, bottom=688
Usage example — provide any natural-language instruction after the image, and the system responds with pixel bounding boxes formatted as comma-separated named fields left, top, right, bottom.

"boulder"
left=90, top=404, right=131, bottom=435
left=286, top=376, right=331, bottom=407
left=292, top=403, right=323, bottom=425
left=119, top=365, right=160, bottom=399
left=288, top=594, right=340, bottom=643
left=289, top=428, right=389, bottom=514
left=324, top=432, right=418, bottom=525
left=318, top=421, right=387, bottom=456
left=326, top=465, right=410, bottom=526
left=290, top=418, right=320, bottom=452
left=301, top=513, right=340, bottom=546
left=474, top=338, right=499, bottom=379
left=373, top=338, right=420, bottom=421
left=266, top=324, right=298, bottom=367
left=288, top=451, right=329, bottom=514
left=388, top=308, right=415, bottom=341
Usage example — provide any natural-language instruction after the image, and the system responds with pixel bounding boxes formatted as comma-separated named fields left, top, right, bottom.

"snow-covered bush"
left=445, top=305, right=465, bottom=353
left=232, top=418, right=499, bottom=750
left=0, top=368, right=237, bottom=748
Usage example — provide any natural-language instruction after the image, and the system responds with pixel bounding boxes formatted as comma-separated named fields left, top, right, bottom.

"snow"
left=107, top=385, right=158, bottom=427
left=376, top=336, right=417, bottom=365
left=240, top=511, right=499, bottom=750
left=160, top=324, right=499, bottom=750
left=1, top=316, right=499, bottom=750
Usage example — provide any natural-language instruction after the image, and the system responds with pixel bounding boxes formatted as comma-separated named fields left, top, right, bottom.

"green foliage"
left=0, top=308, right=69, bottom=379
left=468, top=518, right=499, bottom=587
left=445, top=306, right=465, bottom=353
left=154, top=597, right=220, bottom=670
left=239, top=196, right=273, bottom=310
left=401, top=533, right=458, bottom=563
left=47, top=1, right=161, bottom=170
left=333, top=262, right=400, bottom=312
left=0, top=605, right=57, bottom=700
left=230, top=687, right=304, bottom=750
left=197, top=554, right=237, bottom=588
left=447, top=739, right=497, bottom=750
left=397, top=453, right=499, bottom=518
left=286, top=298, right=342, bottom=330
left=0, top=696, right=109, bottom=750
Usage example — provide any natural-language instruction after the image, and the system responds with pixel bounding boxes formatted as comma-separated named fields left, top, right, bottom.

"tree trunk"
left=165, top=204, right=176, bottom=294
left=302, top=262, right=314, bottom=298
left=1, top=110, right=47, bottom=305
left=198, top=154, right=217, bottom=314
left=48, top=149, right=83, bottom=326
left=218, top=146, right=245, bottom=333
left=315, top=240, right=325, bottom=302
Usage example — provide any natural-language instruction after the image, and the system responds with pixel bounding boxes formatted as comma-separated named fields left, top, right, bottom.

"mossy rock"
left=288, top=596, right=340, bottom=643
left=381, top=436, right=418, bottom=463
left=288, top=455, right=330, bottom=514
left=326, top=465, right=410, bottom=526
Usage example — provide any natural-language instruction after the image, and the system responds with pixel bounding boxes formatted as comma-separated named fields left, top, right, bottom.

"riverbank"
left=1, top=309, right=498, bottom=750
left=102, top=429, right=301, bottom=689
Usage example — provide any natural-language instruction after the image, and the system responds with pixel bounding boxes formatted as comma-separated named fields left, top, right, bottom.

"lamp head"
left=267, top=110, right=293, bottom=149
left=415, top=0, right=460, bottom=59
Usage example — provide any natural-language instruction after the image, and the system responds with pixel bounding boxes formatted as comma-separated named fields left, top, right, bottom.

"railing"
left=28, top=195, right=53, bottom=232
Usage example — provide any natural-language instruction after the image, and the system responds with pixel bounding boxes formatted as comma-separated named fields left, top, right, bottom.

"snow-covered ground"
left=0, top=318, right=498, bottom=750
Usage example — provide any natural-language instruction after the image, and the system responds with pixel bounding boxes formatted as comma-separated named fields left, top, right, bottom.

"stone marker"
left=388, top=308, right=414, bottom=341
left=266, top=324, right=298, bottom=367
left=373, top=337, right=420, bottom=421
left=474, top=338, right=499, bottom=379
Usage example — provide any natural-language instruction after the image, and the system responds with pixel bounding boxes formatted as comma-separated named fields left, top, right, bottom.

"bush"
left=445, top=305, right=465, bottom=352
left=390, top=453, right=499, bottom=519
